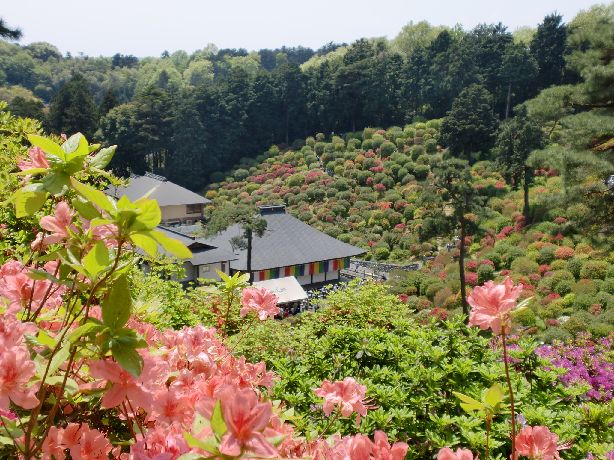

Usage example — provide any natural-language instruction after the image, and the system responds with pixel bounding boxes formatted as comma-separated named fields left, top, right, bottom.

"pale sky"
left=2, top=0, right=600, bottom=57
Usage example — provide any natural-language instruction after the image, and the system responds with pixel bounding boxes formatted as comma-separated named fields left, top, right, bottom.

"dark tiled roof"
left=156, top=227, right=237, bottom=265
left=205, top=211, right=365, bottom=271
left=107, top=173, right=210, bottom=206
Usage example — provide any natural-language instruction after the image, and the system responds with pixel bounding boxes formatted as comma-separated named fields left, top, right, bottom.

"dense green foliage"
left=1, top=8, right=585, bottom=189
left=231, top=282, right=614, bottom=459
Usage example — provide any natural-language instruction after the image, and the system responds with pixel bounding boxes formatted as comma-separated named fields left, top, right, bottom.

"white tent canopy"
left=253, top=276, right=308, bottom=305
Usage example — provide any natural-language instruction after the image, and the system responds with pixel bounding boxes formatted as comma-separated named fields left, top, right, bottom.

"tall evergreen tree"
left=440, top=84, right=499, bottom=162
left=167, top=94, right=207, bottom=189
left=530, top=14, right=568, bottom=90
left=493, top=108, right=545, bottom=222
left=499, top=43, right=538, bottom=118
left=47, top=74, right=98, bottom=138
left=99, top=89, right=119, bottom=117
left=433, top=159, right=483, bottom=316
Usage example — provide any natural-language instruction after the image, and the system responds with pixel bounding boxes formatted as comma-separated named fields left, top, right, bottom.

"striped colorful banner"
left=255, top=257, right=350, bottom=281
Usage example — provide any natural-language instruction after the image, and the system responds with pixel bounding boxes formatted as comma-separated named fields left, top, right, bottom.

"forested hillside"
left=1, top=9, right=581, bottom=189
left=202, top=2, right=614, bottom=342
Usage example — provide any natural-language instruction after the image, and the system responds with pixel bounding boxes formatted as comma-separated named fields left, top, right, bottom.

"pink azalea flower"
left=33, top=202, right=75, bottom=249
left=88, top=355, right=167, bottom=410
left=218, top=386, right=277, bottom=458
left=515, top=426, right=561, bottom=460
left=437, top=447, right=474, bottom=460
left=0, top=346, right=39, bottom=410
left=18, top=146, right=49, bottom=171
left=240, top=287, right=280, bottom=320
left=372, top=431, right=409, bottom=460
left=41, top=426, right=65, bottom=460
left=150, top=388, right=193, bottom=426
left=130, top=424, right=190, bottom=460
left=335, top=434, right=373, bottom=460
left=314, top=377, right=370, bottom=424
left=0, top=267, right=50, bottom=314
left=64, top=424, right=113, bottom=460
left=468, top=277, right=523, bottom=334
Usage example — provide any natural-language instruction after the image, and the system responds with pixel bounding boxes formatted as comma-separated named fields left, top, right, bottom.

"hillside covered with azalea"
left=0, top=103, right=613, bottom=459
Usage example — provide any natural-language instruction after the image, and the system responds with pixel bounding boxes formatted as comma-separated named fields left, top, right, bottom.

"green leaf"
left=150, top=230, right=192, bottom=259
left=37, top=330, right=57, bottom=348
left=184, top=432, right=218, bottom=455
left=48, top=343, right=71, bottom=375
left=111, top=342, right=143, bottom=377
left=68, top=321, right=102, bottom=344
left=72, top=198, right=100, bottom=220
left=28, top=134, right=65, bottom=160
left=102, top=274, right=132, bottom=330
left=453, top=391, right=485, bottom=413
left=177, top=453, right=206, bottom=460
left=132, top=199, right=161, bottom=231
left=15, top=167, right=47, bottom=176
left=130, top=231, right=158, bottom=257
left=42, top=172, right=70, bottom=195
left=484, top=383, right=505, bottom=408
left=70, top=178, right=114, bottom=212
left=46, top=376, right=79, bottom=394
left=83, top=241, right=110, bottom=277
left=211, top=400, right=227, bottom=437
left=90, top=146, right=116, bottom=169
left=61, top=133, right=87, bottom=155
left=15, top=188, right=48, bottom=217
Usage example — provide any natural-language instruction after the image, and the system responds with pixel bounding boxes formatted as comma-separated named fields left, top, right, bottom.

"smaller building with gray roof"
left=107, top=172, right=210, bottom=225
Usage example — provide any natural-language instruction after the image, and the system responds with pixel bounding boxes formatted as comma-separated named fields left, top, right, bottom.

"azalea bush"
left=0, top=132, right=415, bottom=459
left=236, top=281, right=614, bottom=459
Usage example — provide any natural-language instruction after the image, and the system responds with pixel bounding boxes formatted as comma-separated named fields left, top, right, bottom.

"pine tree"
left=440, top=84, right=499, bottom=162
left=47, top=74, right=98, bottom=138
left=493, top=108, right=545, bottom=222
left=530, top=14, right=567, bottom=90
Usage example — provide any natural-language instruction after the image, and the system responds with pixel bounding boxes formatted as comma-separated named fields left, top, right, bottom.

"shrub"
left=562, top=312, right=593, bottom=334
left=380, top=140, right=396, bottom=156
left=515, top=307, right=536, bottom=326
left=601, top=278, right=614, bottom=295
left=373, top=246, right=390, bottom=260
left=554, top=246, right=574, bottom=260
left=537, top=245, right=557, bottom=265
left=424, top=138, right=437, bottom=153
left=510, top=257, right=539, bottom=276
left=580, top=261, right=609, bottom=280
left=566, top=258, right=583, bottom=279
left=477, top=264, right=495, bottom=284
left=542, top=327, right=572, bottom=343
left=572, top=279, right=597, bottom=296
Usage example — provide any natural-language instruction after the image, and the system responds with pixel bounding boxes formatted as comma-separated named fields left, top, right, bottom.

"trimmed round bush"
left=425, top=139, right=437, bottom=153
left=374, top=246, right=390, bottom=261
left=510, top=257, right=539, bottom=276
left=601, top=278, right=614, bottom=295
left=580, top=261, right=609, bottom=280
left=477, top=264, right=495, bottom=284
left=566, top=258, right=583, bottom=279
left=537, top=246, right=557, bottom=265
left=380, top=140, right=396, bottom=156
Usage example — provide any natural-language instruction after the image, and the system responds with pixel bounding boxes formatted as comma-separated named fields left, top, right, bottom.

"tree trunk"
left=523, top=166, right=531, bottom=224
left=285, top=108, right=290, bottom=145
left=459, top=214, right=469, bottom=317
left=505, top=82, right=512, bottom=119
left=246, top=228, right=253, bottom=285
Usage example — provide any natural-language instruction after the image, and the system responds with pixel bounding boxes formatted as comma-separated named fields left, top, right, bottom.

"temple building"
left=205, top=205, right=365, bottom=286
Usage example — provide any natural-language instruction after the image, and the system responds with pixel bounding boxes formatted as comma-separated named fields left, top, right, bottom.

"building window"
left=221, top=262, right=226, bottom=273
left=186, top=204, right=202, bottom=214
